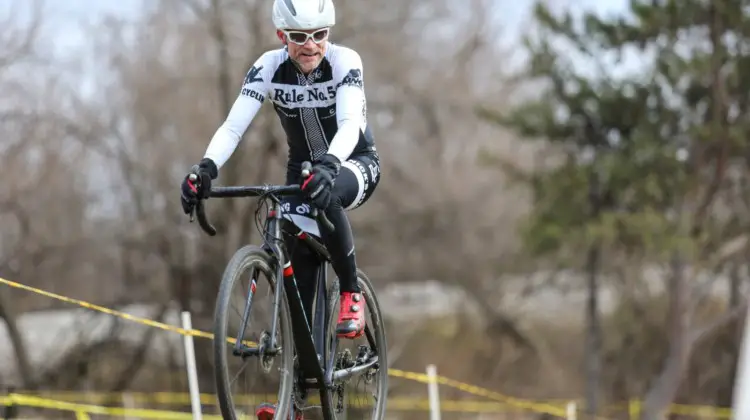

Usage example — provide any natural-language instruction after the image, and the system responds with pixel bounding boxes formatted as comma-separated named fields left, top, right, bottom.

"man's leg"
left=318, top=154, right=380, bottom=338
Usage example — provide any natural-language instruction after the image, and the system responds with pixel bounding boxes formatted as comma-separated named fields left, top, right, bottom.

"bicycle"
left=188, top=161, right=388, bottom=420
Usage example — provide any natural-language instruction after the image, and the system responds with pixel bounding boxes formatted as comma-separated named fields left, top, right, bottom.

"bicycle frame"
left=194, top=181, right=379, bottom=419
left=264, top=201, right=338, bottom=405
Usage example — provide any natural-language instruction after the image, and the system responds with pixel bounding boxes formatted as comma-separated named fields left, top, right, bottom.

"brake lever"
left=187, top=173, right=199, bottom=223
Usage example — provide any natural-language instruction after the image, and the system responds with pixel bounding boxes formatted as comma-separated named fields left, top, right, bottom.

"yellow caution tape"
left=0, top=276, right=575, bottom=418
left=6, top=392, right=565, bottom=413
left=75, top=411, right=91, bottom=420
left=6, top=394, right=223, bottom=419
left=0, top=277, right=255, bottom=346
left=7, top=391, right=729, bottom=418
left=0, top=393, right=575, bottom=416
left=668, top=402, right=731, bottom=419
left=385, top=368, right=574, bottom=417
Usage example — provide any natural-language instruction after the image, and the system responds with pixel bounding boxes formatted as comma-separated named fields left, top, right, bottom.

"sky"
left=8, top=1, right=142, bottom=54
left=3, top=0, right=632, bottom=57
left=0, top=0, right=642, bottom=105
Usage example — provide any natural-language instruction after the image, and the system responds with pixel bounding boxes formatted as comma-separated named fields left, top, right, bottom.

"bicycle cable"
left=252, top=188, right=285, bottom=260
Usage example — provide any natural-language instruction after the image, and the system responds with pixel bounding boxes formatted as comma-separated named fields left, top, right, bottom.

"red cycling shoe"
left=256, top=402, right=303, bottom=420
left=335, top=291, right=366, bottom=339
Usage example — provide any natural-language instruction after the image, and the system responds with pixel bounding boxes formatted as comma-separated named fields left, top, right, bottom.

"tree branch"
left=688, top=302, right=748, bottom=346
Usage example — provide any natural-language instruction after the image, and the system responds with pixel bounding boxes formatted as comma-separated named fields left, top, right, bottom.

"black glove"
left=301, top=154, right=340, bottom=210
left=180, top=158, right=218, bottom=214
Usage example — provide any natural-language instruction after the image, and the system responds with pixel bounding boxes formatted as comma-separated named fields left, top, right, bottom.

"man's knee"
left=326, top=190, right=346, bottom=212
left=340, top=155, right=380, bottom=211
left=325, top=176, right=352, bottom=212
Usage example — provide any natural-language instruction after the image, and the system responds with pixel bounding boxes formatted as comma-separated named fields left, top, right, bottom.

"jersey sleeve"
left=203, top=53, right=274, bottom=169
left=326, top=48, right=367, bottom=162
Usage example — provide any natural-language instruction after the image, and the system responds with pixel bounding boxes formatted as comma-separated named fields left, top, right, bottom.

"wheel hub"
left=258, top=331, right=275, bottom=373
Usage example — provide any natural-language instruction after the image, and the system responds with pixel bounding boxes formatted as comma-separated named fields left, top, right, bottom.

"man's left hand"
left=301, top=154, right=341, bottom=210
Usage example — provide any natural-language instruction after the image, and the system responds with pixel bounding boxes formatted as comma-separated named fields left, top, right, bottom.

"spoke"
left=230, top=359, right=252, bottom=386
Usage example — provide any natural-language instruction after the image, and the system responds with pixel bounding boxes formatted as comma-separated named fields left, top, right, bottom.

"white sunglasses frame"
left=282, top=28, right=330, bottom=46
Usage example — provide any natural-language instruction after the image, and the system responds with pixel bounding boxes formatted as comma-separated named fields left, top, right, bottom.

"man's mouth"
left=300, top=52, right=318, bottom=58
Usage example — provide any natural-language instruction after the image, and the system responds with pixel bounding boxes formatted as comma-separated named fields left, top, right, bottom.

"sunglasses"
left=283, top=28, right=330, bottom=46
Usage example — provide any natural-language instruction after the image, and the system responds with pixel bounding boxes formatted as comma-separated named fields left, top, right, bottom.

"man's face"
left=277, top=27, right=330, bottom=73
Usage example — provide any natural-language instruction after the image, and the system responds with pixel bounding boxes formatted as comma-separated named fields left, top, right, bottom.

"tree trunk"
left=0, top=290, right=36, bottom=389
left=640, top=253, right=691, bottom=420
left=714, top=260, right=741, bottom=407
left=210, top=0, right=232, bottom=118
left=584, top=162, right=603, bottom=417
left=108, top=303, right=170, bottom=392
left=584, top=244, right=602, bottom=417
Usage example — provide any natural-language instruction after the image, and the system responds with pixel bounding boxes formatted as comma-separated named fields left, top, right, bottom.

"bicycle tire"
left=213, top=245, right=294, bottom=420
left=326, top=269, right=389, bottom=420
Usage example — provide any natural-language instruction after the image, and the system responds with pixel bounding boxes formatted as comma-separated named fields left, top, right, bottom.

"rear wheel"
left=213, top=245, right=294, bottom=420
left=325, top=270, right=388, bottom=420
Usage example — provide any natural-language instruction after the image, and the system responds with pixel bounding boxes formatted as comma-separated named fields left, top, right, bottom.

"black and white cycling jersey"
left=204, top=43, right=376, bottom=173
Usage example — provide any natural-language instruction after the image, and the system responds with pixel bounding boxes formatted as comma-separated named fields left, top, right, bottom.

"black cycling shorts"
left=282, top=152, right=381, bottom=235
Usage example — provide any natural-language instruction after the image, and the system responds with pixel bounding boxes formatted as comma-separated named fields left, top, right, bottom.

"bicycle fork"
left=233, top=272, right=257, bottom=355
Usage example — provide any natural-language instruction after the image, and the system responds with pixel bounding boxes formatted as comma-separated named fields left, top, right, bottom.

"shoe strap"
left=339, top=293, right=364, bottom=320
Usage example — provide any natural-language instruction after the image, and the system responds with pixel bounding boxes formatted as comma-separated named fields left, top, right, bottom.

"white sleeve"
left=203, top=54, right=273, bottom=169
left=326, top=49, right=367, bottom=162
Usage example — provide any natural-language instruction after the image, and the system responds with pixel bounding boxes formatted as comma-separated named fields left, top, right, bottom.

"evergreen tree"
left=479, top=1, right=750, bottom=417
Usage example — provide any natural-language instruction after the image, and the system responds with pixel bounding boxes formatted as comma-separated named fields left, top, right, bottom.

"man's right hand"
left=180, top=158, right=218, bottom=214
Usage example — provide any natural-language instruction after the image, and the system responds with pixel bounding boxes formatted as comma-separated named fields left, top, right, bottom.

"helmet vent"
left=283, top=0, right=297, bottom=16
left=319, top=0, right=325, bottom=12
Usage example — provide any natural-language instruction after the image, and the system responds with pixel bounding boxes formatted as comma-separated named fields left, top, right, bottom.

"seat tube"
left=312, top=262, right=327, bottom=363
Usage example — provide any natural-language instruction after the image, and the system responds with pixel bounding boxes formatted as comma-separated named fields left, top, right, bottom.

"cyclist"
left=180, top=0, right=379, bottom=416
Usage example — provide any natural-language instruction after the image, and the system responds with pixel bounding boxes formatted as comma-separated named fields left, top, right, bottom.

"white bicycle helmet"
left=272, top=0, right=335, bottom=30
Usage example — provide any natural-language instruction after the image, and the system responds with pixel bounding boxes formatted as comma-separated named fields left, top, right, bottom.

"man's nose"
left=303, top=38, right=316, bottom=48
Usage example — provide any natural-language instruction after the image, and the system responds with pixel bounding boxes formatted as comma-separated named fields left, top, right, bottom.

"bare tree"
left=0, top=0, right=49, bottom=390
left=0, top=0, right=575, bottom=407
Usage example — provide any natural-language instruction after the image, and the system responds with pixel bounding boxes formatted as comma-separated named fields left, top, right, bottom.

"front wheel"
left=213, top=245, right=294, bottom=420
left=326, top=269, right=388, bottom=420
